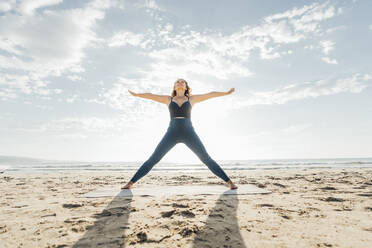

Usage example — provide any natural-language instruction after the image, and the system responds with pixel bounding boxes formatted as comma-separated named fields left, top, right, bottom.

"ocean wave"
left=2, top=157, right=372, bottom=173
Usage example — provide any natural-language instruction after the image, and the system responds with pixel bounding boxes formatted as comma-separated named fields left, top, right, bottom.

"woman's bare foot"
left=121, top=181, right=134, bottom=189
left=227, top=180, right=238, bottom=190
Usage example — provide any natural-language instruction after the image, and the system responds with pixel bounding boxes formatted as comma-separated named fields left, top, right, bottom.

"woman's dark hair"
left=171, top=78, right=192, bottom=97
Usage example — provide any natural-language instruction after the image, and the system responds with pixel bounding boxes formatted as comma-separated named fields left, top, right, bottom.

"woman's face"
left=174, top=80, right=186, bottom=90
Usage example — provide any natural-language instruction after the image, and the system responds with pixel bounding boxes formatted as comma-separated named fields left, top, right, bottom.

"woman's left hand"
left=227, top=88, right=235, bottom=94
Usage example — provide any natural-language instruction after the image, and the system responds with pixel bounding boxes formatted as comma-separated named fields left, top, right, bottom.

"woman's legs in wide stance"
left=123, top=130, right=177, bottom=188
left=183, top=127, right=237, bottom=189
left=122, top=119, right=237, bottom=189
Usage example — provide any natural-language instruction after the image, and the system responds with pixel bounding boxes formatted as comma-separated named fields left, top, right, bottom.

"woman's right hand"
left=128, top=89, right=138, bottom=96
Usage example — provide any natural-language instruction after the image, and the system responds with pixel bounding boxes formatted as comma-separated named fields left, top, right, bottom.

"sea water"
left=1, top=156, right=372, bottom=174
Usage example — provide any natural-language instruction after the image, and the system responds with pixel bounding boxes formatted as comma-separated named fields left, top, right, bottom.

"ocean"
left=1, top=156, right=372, bottom=174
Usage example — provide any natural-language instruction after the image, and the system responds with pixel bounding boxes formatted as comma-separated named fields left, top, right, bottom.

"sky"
left=0, top=0, right=371, bottom=163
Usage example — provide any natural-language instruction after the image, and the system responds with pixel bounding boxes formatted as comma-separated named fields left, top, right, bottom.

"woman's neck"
left=175, top=90, right=185, bottom=97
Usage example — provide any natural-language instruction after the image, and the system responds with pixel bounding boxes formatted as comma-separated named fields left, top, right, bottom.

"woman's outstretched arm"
left=191, top=88, right=234, bottom=104
left=128, top=89, right=170, bottom=104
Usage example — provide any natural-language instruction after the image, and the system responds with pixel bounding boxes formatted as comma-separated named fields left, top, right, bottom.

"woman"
left=122, top=79, right=238, bottom=190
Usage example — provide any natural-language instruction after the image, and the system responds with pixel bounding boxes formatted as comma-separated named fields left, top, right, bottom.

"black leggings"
left=129, top=118, right=231, bottom=183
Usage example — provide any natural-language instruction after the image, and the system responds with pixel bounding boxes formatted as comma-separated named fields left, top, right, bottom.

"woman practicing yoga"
left=121, top=79, right=238, bottom=190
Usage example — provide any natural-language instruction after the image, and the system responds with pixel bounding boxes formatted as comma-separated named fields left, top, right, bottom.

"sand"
left=0, top=168, right=371, bottom=248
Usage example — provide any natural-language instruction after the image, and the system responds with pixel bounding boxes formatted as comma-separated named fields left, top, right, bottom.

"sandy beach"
left=1, top=168, right=371, bottom=248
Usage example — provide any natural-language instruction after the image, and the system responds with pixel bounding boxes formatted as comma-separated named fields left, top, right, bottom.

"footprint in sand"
left=319, top=186, right=337, bottom=190
left=172, top=203, right=189, bottom=208
left=160, top=210, right=176, bottom=218
left=160, top=209, right=195, bottom=218
left=320, top=196, right=345, bottom=202
left=180, top=210, right=195, bottom=218
left=62, top=203, right=83, bottom=208
left=256, top=203, right=274, bottom=208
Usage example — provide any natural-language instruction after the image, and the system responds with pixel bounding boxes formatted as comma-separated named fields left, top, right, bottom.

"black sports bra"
left=168, top=96, right=192, bottom=119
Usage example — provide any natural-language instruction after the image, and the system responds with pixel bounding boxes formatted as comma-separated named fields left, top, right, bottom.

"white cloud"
left=99, top=78, right=164, bottom=118
left=13, top=115, right=131, bottom=139
left=0, top=0, right=16, bottom=12
left=18, top=0, right=63, bottom=15
left=237, top=123, right=313, bottom=140
left=107, top=1, right=339, bottom=81
left=142, top=0, right=163, bottom=11
left=0, top=38, right=23, bottom=55
left=131, top=0, right=164, bottom=11
left=42, top=117, right=116, bottom=132
left=319, top=40, right=335, bottom=55
left=321, top=56, right=338, bottom=64
left=83, top=97, right=106, bottom=105
left=363, top=74, right=372, bottom=80
left=66, top=94, right=78, bottom=103
left=228, top=73, right=371, bottom=108
left=145, top=46, right=253, bottom=80
left=369, top=24, right=372, bottom=30
left=265, top=1, right=336, bottom=33
left=134, top=0, right=166, bottom=20
left=67, top=75, right=83, bottom=81
left=326, top=25, right=347, bottom=33
left=108, top=31, right=146, bottom=48
left=282, top=123, right=312, bottom=134
left=0, top=73, right=63, bottom=96
left=264, top=3, right=317, bottom=22
left=319, top=40, right=337, bottom=64
left=0, top=0, right=112, bottom=99
left=53, top=133, right=89, bottom=139
left=0, top=88, right=17, bottom=100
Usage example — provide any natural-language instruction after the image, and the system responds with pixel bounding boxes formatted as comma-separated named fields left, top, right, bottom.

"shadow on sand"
left=72, top=189, right=246, bottom=247
left=72, top=191, right=134, bottom=248
left=191, top=190, right=247, bottom=248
